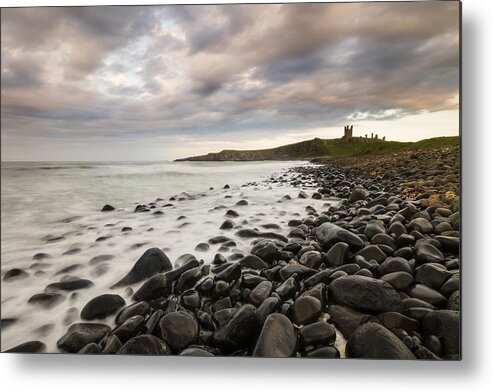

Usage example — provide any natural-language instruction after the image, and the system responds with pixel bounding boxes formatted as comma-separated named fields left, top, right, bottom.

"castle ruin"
left=343, top=125, right=385, bottom=142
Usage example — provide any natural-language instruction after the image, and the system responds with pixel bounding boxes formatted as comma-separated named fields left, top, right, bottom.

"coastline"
left=2, top=145, right=460, bottom=358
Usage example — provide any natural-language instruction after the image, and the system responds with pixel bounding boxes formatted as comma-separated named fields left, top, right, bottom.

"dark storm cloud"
left=1, top=2, right=460, bottom=159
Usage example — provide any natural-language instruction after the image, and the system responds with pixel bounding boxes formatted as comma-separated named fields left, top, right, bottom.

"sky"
left=1, top=1, right=460, bottom=161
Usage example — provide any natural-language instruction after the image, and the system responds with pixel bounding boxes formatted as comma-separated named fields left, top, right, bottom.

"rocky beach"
left=1, top=145, right=460, bottom=359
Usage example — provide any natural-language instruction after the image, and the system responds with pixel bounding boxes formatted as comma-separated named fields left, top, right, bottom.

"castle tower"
left=343, top=125, right=353, bottom=142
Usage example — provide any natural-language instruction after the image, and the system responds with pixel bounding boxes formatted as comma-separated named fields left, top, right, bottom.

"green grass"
left=304, top=136, right=460, bottom=159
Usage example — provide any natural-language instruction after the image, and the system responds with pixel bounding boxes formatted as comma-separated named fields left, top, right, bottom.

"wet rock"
left=117, top=334, right=170, bottom=355
left=112, top=248, right=172, bottom=288
left=324, top=242, right=349, bottom=267
left=89, top=255, right=114, bottom=265
left=407, top=284, right=447, bottom=308
left=57, top=323, right=110, bottom=353
left=348, top=187, right=367, bottom=203
left=290, top=296, right=322, bottom=325
left=79, top=342, right=101, bottom=354
left=45, top=278, right=94, bottom=292
left=407, top=218, right=433, bottom=234
left=212, top=304, right=259, bottom=353
left=5, top=341, right=46, bottom=353
left=257, top=297, right=281, bottom=325
left=315, top=222, right=365, bottom=251
left=251, top=240, right=279, bottom=263
left=101, top=204, right=115, bottom=212
left=115, top=301, right=150, bottom=325
left=102, top=335, right=122, bottom=354
left=249, top=281, right=272, bottom=307
left=415, top=264, right=451, bottom=289
left=176, top=267, right=202, bottom=293
left=415, top=243, right=445, bottom=265
left=133, top=274, right=171, bottom=301
left=279, top=264, right=316, bottom=281
left=220, top=219, right=234, bottom=230
left=158, top=312, right=199, bottom=353
left=327, top=305, right=365, bottom=339
left=239, top=254, right=269, bottom=270
left=252, top=313, right=297, bottom=357
left=113, top=315, right=145, bottom=343
left=215, top=263, right=241, bottom=282
left=328, top=275, right=403, bottom=313
left=81, top=294, right=125, bottom=320
left=378, top=312, right=420, bottom=333
left=346, top=322, right=416, bottom=359
left=380, top=271, right=414, bottom=291
left=300, top=251, right=323, bottom=269
left=355, top=245, right=387, bottom=263
left=28, top=292, right=65, bottom=309
left=276, top=276, right=298, bottom=300
left=422, top=310, right=460, bottom=358
left=3, top=268, right=29, bottom=281
left=194, top=242, right=210, bottom=252
left=299, top=321, right=336, bottom=347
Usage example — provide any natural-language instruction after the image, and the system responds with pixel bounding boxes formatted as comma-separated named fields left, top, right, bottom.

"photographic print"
left=1, top=1, right=460, bottom=358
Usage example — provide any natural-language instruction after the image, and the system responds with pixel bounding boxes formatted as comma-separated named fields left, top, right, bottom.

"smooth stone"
left=415, top=264, right=451, bottom=289
left=3, top=268, right=29, bottom=281
left=378, top=312, right=420, bottom=333
left=252, top=313, right=297, bottom=357
left=407, top=284, right=447, bottom=308
left=45, top=278, right=94, bottom=292
left=348, top=187, right=367, bottom=203
left=5, top=341, right=46, bottom=353
left=115, top=301, right=150, bottom=325
left=251, top=240, right=279, bottom=263
left=299, top=251, right=323, bottom=269
left=220, top=219, right=234, bottom=230
left=324, top=242, right=349, bottom=267
left=328, top=275, right=403, bottom=313
left=111, top=248, right=172, bottom=288
left=113, top=315, right=145, bottom=343
left=132, top=274, right=171, bottom=301
left=346, top=322, right=416, bottom=359
left=102, top=335, right=122, bottom=354
left=290, top=296, right=322, bottom=325
left=407, top=218, right=433, bottom=234
left=215, top=263, right=241, bottom=282
left=158, top=311, right=199, bottom=353
left=89, top=255, right=114, bottom=265
left=422, top=310, right=460, bottom=358
left=117, top=334, right=170, bottom=355
left=315, top=222, right=365, bottom=251
left=249, top=281, right=272, bottom=307
left=447, top=290, right=460, bottom=311
left=279, top=264, right=316, bottom=281
left=176, top=267, right=202, bottom=293
left=101, top=204, right=115, bottom=212
left=299, top=321, right=336, bottom=347
left=28, top=292, right=65, bottom=309
left=380, top=271, right=414, bottom=291
left=276, top=276, right=298, bottom=300
left=239, top=254, right=269, bottom=270
left=327, top=305, right=365, bottom=339
left=257, top=297, right=281, bottom=325
left=57, top=323, right=110, bottom=353
left=355, top=245, right=387, bottom=263
left=416, top=243, right=445, bottom=265
left=377, top=257, right=413, bottom=276
left=81, top=294, right=125, bottom=320
left=212, top=304, right=259, bottom=354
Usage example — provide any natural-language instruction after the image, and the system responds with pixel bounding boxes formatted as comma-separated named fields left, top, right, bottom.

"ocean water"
left=1, top=160, right=339, bottom=352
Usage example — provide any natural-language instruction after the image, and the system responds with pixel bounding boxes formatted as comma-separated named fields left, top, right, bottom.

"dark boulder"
left=117, top=334, right=170, bottom=355
left=290, top=296, right=322, bottom=325
left=57, top=323, right=110, bottom=353
left=328, top=275, right=403, bottom=313
left=346, top=322, right=416, bottom=359
left=28, top=292, right=65, bottom=309
left=422, top=310, right=460, bottom=358
left=5, top=340, right=46, bottom=353
left=252, top=313, right=297, bottom=357
left=299, top=321, right=336, bottom=347
left=158, top=311, right=199, bottom=353
left=111, top=248, right=172, bottom=288
left=315, top=222, right=365, bottom=251
left=81, top=294, right=125, bottom=320
left=212, top=304, right=258, bottom=354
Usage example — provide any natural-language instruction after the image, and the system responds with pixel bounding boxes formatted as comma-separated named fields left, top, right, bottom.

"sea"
left=0, top=160, right=340, bottom=352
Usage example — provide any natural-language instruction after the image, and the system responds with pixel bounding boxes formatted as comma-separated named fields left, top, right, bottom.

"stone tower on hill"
left=343, top=125, right=353, bottom=142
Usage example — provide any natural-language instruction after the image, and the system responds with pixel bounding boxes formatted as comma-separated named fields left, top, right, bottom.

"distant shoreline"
left=175, top=136, right=459, bottom=162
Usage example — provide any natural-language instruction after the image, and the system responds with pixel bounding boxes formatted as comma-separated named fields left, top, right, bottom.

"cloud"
left=1, top=2, right=460, bottom=160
